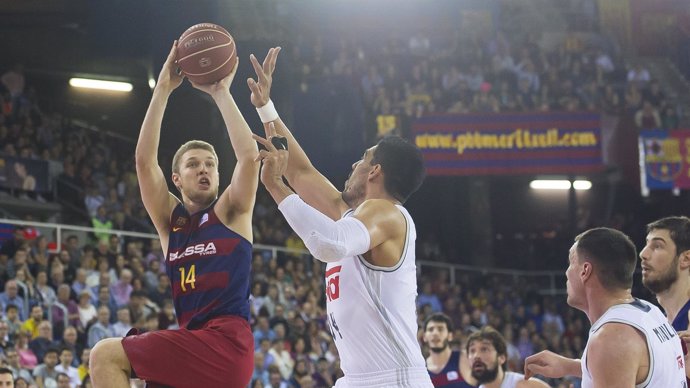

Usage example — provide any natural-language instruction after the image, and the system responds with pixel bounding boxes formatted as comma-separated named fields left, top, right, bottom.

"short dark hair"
left=5, top=304, right=17, bottom=312
left=466, top=326, right=507, bottom=368
left=371, top=136, right=425, bottom=203
left=44, top=348, right=60, bottom=357
left=56, top=372, right=70, bottom=381
left=575, top=227, right=637, bottom=290
left=0, top=367, right=12, bottom=378
left=423, top=313, right=454, bottom=332
left=647, top=216, right=690, bottom=255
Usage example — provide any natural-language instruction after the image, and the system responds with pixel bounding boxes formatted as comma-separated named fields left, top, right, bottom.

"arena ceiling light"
left=530, top=180, right=592, bottom=190
left=69, top=78, right=133, bottom=92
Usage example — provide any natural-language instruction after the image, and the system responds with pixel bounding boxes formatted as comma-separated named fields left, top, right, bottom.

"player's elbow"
left=284, top=163, right=314, bottom=185
left=135, top=148, right=156, bottom=169
left=305, top=233, right=346, bottom=263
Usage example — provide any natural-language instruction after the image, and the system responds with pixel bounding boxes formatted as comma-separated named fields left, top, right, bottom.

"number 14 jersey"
left=166, top=200, right=252, bottom=329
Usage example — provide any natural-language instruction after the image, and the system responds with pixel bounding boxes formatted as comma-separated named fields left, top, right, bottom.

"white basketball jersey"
left=581, top=299, right=686, bottom=388
left=478, top=371, right=526, bottom=388
left=325, top=205, right=432, bottom=387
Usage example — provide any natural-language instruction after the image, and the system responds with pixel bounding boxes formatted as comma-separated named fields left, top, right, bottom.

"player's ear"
left=171, top=173, right=182, bottom=190
left=581, top=261, right=593, bottom=282
left=368, top=163, right=382, bottom=179
left=679, top=249, right=690, bottom=271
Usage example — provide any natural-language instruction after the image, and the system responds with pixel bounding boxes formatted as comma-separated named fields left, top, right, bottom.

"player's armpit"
left=587, top=323, right=647, bottom=388
left=136, top=163, right=178, bottom=239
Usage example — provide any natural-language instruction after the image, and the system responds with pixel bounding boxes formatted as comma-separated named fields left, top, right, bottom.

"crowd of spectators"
left=289, top=26, right=679, bottom=141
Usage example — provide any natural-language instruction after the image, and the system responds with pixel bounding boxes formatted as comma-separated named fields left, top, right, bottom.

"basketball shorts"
left=333, top=367, right=434, bottom=388
left=122, top=315, right=253, bottom=388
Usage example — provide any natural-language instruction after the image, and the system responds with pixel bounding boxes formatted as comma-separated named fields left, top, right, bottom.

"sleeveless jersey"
left=671, top=299, right=690, bottom=388
left=325, top=205, right=432, bottom=387
left=429, top=351, right=475, bottom=388
left=581, top=299, right=686, bottom=388
left=166, top=200, right=251, bottom=329
left=478, top=371, right=525, bottom=388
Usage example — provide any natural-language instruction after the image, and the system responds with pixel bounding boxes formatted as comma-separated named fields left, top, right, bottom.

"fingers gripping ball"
left=176, top=23, right=237, bottom=85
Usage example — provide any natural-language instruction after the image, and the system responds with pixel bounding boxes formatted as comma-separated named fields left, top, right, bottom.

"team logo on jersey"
left=175, top=217, right=188, bottom=227
left=446, top=371, right=458, bottom=381
left=169, top=242, right=217, bottom=262
left=678, top=355, right=685, bottom=370
left=325, top=265, right=341, bottom=302
left=199, top=213, right=209, bottom=226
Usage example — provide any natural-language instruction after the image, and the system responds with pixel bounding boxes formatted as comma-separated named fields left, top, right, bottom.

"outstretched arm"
left=248, top=47, right=347, bottom=220
left=524, top=350, right=581, bottom=380
left=254, top=127, right=401, bottom=265
left=135, top=41, right=184, bottom=252
left=191, top=60, right=259, bottom=241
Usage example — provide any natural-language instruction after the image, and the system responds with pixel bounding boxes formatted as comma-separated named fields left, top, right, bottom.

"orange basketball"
left=176, top=23, right=237, bottom=85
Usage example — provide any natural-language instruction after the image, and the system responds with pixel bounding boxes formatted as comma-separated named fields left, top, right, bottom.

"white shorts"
left=333, top=367, right=434, bottom=388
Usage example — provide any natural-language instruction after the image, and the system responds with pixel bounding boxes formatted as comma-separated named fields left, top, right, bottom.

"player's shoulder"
left=353, top=199, right=406, bottom=228
left=589, top=321, right=647, bottom=357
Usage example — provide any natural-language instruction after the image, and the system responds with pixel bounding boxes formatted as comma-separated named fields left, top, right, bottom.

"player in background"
left=465, top=326, right=548, bottom=388
left=640, top=215, right=690, bottom=380
left=423, top=313, right=477, bottom=388
left=524, top=228, right=686, bottom=387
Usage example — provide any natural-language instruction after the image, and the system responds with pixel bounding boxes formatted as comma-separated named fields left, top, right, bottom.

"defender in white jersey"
left=524, top=228, right=687, bottom=387
left=249, top=47, right=432, bottom=387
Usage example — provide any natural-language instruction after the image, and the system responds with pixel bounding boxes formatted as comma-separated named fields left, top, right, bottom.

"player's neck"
left=427, top=346, right=452, bottom=371
left=656, top=276, right=690, bottom=323
left=363, top=184, right=401, bottom=207
left=183, top=197, right=214, bottom=215
left=587, top=288, right=634, bottom=324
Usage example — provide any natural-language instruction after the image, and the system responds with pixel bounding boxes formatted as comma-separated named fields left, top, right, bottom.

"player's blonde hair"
left=172, top=140, right=218, bottom=174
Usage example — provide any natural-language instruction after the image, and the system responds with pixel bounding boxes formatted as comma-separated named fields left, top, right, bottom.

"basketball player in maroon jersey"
left=90, top=41, right=258, bottom=388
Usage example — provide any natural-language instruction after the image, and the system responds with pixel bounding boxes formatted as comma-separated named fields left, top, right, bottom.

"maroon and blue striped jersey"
left=429, top=351, right=476, bottom=388
left=166, top=200, right=251, bottom=329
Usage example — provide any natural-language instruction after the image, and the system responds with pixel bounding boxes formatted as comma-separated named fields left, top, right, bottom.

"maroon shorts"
left=122, top=315, right=254, bottom=388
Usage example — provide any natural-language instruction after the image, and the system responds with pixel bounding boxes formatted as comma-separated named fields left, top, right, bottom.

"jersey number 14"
left=179, top=264, right=197, bottom=292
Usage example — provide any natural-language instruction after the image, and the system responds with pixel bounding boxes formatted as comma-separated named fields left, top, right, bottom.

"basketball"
left=176, top=23, right=237, bottom=85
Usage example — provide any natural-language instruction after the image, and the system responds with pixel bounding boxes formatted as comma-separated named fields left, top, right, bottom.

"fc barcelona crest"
left=645, top=138, right=683, bottom=182
left=175, top=217, right=188, bottom=227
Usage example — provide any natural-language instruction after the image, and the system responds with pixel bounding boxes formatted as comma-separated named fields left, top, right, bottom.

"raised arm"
left=190, top=61, right=259, bottom=241
left=135, top=41, right=183, bottom=251
left=255, top=128, right=404, bottom=266
left=247, top=47, right=347, bottom=220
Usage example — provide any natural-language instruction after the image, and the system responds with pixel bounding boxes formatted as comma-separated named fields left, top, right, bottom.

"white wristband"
left=256, top=100, right=279, bottom=123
